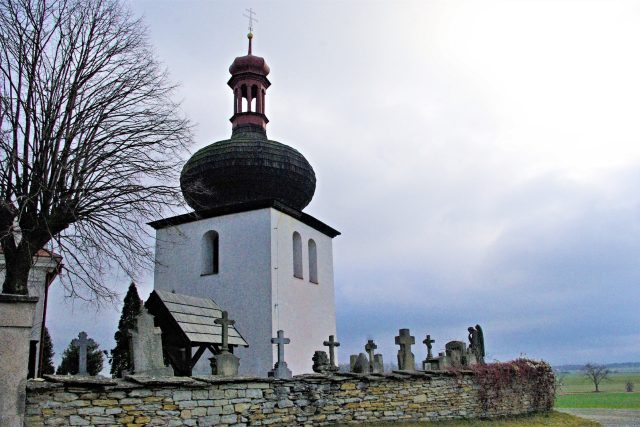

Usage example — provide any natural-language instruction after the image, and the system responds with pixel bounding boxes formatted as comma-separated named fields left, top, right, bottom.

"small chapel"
left=148, top=31, right=340, bottom=376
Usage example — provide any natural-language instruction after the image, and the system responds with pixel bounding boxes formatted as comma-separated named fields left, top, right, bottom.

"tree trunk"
left=2, top=247, right=32, bottom=295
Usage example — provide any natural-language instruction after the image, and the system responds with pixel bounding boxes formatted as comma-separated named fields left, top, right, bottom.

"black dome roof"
left=180, top=125, right=316, bottom=211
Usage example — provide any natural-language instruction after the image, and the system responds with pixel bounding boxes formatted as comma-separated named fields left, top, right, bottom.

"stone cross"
left=271, top=330, right=290, bottom=366
left=423, top=335, right=435, bottom=360
left=215, top=311, right=235, bottom=353
left=269, top=330, right=292, bottom=379
left=71, top=331, right=95, bottom=376
left=323, top=335, right=340, bottom=368
left=365, top=339, right=377, bottom=367
left=395, top=328, right=416, bottom=371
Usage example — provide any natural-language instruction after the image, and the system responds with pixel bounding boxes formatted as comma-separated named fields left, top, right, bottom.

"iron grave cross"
left=323, top=335, right=340, bottom=368
left=215, top=311, right=235, bottom=353
left=71, top=331, right=95, bottom=376
left=423, top=334, right=435, bottom=360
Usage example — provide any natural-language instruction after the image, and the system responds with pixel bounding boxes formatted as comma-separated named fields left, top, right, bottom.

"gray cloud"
left=45, top=1, right=640, bottom=372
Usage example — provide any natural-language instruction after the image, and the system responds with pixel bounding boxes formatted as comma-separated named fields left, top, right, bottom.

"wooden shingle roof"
left=147, top=290, right=248, bottom=347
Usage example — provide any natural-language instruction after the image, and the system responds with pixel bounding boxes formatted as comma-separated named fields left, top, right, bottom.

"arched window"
left=308, top=239, right=318, bottom=284
left=202, top=231, right=219, bottom=275
left=293, top=232, right=303, bottom=279
left=241, top=84, right=248, bottom=112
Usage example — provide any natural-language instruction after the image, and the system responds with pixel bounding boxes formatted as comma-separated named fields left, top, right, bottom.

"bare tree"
left=0, top=0, right=191, bottom=300
left=582, top=363, right=610, bottom=392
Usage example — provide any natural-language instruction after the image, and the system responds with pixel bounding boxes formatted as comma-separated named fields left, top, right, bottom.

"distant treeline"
left=554, top=362, right=640, bottom=372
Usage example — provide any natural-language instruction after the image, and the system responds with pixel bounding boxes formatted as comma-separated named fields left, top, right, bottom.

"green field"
left=555, top=371, right=640, bottom=409
left=557, top=371, right=640, bottom=394
left=556, top=392, right=640, bottom=409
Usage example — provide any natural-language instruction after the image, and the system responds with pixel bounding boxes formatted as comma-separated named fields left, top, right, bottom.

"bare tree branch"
left=0, top=0, right=192, bottom=300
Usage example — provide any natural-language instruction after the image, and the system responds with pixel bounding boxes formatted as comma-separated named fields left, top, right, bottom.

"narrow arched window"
left=308, top=239, right=318, bottom=284
left=241, top=84, right=248, bottom=112
left=293, top=232, right=303, bottom=279
left=202, top=231, right=219, bottom=275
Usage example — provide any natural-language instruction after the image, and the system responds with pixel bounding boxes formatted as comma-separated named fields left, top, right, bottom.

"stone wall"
left=25, top=368, right=554, bottom=426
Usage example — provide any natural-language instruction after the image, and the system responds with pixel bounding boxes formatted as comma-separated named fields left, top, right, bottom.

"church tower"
left=150, top=32, right=339, bottom=376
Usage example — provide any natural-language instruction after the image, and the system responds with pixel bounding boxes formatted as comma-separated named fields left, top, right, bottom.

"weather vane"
left=243, top=8, right=258, bottom=33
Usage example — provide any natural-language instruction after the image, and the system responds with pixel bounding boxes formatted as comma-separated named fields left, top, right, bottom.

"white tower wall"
left=154, top=206, right=337, bottom=376
left=270, top=209, right=337, bottom=375
left=154, top=209, right=273, bottom=376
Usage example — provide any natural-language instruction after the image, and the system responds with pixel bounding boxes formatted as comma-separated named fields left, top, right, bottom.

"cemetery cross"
left=423, top=334, right=435, bottom=360
left=323, top=335, right=340, bottom=368
left=271, top=330, right=290, bottom=367
left=71, top=331, right=95, bottom=376
left=215, top=311, right=235, bottom=353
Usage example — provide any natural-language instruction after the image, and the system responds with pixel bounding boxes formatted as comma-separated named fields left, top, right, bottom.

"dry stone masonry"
left=25, top=363, right=554, bottom=426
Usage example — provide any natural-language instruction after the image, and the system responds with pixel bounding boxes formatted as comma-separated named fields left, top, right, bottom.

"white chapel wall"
left=270, top=209, right=337, bottom=375
left=154, top=208, right=274, bottom=376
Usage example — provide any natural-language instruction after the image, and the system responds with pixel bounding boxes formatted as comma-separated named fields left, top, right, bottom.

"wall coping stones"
left=22, top=380, right=63, bottom=392
left=192, top=375, right=275, bottom=385
left=125, top=375, right=207, bottom=387
left=43, top=375, right=118, bottom=387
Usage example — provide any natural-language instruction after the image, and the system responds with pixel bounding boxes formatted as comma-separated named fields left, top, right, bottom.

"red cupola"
left=228, top=33, right=270, bottom=131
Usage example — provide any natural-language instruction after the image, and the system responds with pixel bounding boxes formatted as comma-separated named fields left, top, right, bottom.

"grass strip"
left=556, top=392, right=640, bottom=409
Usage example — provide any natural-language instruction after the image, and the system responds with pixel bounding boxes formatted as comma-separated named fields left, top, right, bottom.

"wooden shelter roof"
left=146, top=290, right=248, bottom=347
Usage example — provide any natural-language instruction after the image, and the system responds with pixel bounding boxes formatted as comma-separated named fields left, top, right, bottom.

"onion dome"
left=180, top=33, right=316, bottom=212
left=180, top=125, right=315, bottom=211
left=229, top=34, right=270, bottom=76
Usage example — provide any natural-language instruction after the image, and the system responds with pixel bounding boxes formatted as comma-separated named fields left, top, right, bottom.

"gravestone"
left=395, top=328, right=416, bottom=371
left=129, top=308, right=173, bottom=376
left=268, top=330, right=292, bottom=379
left=350, top=353, right=371, bottom=374
left=323, top=335, right=340, bottom=371
left=365, top=339, right=384, bottom=373
left=71, top=332, right=95, bottom=376
left=445, top=341, right=466, bottom=368
left=373, top=354, right=384, bottom=373
left=211, top=311, right=240, bottom=376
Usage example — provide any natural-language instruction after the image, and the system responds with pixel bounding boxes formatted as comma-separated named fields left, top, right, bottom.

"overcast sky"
left=47, top=0, right=640, bottom=370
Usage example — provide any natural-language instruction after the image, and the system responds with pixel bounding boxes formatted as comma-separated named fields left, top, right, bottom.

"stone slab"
left=192, top=375, right=272, bottom=384
left=125, top=375, right=207, bottom=387
left=43, top=375, right=118, bottom=387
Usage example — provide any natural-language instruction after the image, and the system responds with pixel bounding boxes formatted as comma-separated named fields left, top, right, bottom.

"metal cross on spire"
left=243, top=8, right=258, bottom=33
